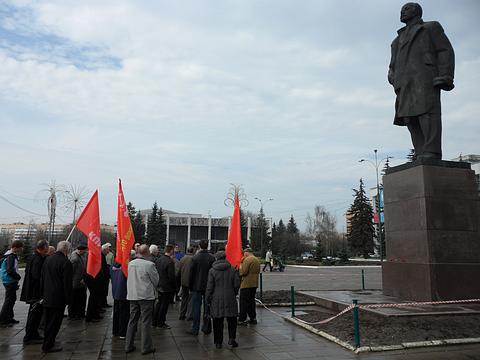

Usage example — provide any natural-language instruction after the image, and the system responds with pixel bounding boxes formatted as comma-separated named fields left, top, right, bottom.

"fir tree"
left=381, top=157, right=391, bottom=176
left=285, top=215, right=301, bottom=257
left=250, top=208, right=271, bottom=256
left=146, top=202, right=166, bottom=247
left=273, top=219, right=286, bottom=257
left=347, top=179, right=375, bottom=258
left=127, top=202, right=146, bottom=244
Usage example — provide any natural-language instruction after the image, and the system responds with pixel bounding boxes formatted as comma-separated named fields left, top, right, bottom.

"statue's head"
left=400, top=2, right=422, bottom=23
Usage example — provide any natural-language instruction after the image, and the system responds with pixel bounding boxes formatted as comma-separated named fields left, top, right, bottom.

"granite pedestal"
left=382, top=159, right=480, bottom=301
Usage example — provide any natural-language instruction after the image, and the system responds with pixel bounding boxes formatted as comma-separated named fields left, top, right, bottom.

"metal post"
left=291, top=286, right=295, bottom=318
left=361, top=269, right=365, bottom=290
left=374, top=149, right=384, bottom=263
left=259, top=273, right=263, bottom=302
left=353, top=299, right=361, bottom=348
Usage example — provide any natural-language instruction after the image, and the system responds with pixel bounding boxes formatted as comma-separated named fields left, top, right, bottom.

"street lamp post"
left=359, top=150, right=393, bottom=263
left=254, top=197, right=273, bottom=257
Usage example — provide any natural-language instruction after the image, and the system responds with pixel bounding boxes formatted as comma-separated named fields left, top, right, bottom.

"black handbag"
left=202, top=304, right=212, bottom=334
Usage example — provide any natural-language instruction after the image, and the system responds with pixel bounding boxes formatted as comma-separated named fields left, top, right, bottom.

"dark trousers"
left=213, top=317, right=237, bottom=345
left=262, top=261, right=272, bottom=272
left=42, top=306, right=65, bottom=352
left=0, top=283, right=17, bottom=323
left=125, top=300, right=154, bottom=353
left=406, top=109, right=442, bottom=159
left=156, top=292, right=173, bottom=326
left=239, top=287, right=257, bottom=321
left=179, top=286, right=192, bottom=318
left=86, top=286, right=102, bottom=320
left=24, top=302, right=43, bottom=341
left=69, top=287, right=87, bottom=318
left=112, top=299, right=129, bottom=337
left=191, top=291, right=206, bottom=333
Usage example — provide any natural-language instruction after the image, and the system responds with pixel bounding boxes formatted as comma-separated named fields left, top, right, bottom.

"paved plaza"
left=1, top=266, right=479, bottom=360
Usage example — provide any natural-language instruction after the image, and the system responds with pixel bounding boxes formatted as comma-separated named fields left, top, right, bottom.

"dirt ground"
left=297, top=309, right=480, bottom=346
left=258, top=290, right=315, bottom=304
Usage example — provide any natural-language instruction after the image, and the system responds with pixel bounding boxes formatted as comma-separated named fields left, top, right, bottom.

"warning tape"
left=255, top=297, right=480, bottom=326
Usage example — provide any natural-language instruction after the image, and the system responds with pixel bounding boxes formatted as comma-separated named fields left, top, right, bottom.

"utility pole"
left=254, top=197, right=273, bottom=257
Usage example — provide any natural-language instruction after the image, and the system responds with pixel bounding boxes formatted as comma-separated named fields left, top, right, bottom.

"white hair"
left=57, top=241, right=71, bottom=255
left=149, top=244, right=159, bottom=255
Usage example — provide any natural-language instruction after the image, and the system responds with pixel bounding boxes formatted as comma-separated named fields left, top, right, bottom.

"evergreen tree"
left=250, top=208, right=271, bottom=256
left=381, top=157, right=391, bottom=176
left=407, top=148, right=416, bottom=162
left=285, top=215, right=301, bottom=258
left=127, top=202, right=146, bottom=244
left=347, top=179, right=376, bottom=258
left=146, top=202, right=166, bottom=247
left=272, top=219, right=286, bottom=257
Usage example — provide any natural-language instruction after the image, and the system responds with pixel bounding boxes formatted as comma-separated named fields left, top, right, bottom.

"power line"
left=0, top=194, right=47, bottom=216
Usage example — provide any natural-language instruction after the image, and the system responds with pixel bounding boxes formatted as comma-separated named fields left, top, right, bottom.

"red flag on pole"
left=76, top=190, right=102, bottom=277
left=226, top=194, right=243, bottom=268
left=116, top=179, right=135, bottom=277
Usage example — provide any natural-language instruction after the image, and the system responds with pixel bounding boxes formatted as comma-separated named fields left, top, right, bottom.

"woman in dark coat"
left=205, top=250, right=240, bottom=349
left=111, top=262, right=129, bottom=338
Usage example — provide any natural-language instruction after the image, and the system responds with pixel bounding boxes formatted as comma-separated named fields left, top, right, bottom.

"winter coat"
left=177, top=254, right=193, bottom=288
left=111, top=264, right=127, bottom=300
left=20, top=251, right=45, bottom=303
left=0, top=250, right=21, bottom=285
left=69, top=250, right=86, bottom=289
left=206, top=259, right=240, bottom=318
left=239, top=255, right=260, bottom=289
left=126, top=256, right=159, bottom=301
left=41, top=252, right=73, bottom=308
left=189, top=250, right=215, bottom=292
left=155, top=254, right=176, bottom=293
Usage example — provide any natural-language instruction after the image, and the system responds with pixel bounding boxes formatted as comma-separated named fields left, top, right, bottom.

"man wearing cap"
left=238, top=248, right=260, bottom=325
left=68, top=242, right=87, bottom=319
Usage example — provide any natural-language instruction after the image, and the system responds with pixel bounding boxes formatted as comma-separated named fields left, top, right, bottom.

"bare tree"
left=306, top=205, right=339, bottom=258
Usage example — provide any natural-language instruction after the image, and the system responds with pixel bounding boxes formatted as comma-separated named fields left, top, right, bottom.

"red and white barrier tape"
left=256, top=297, right=480, bottom=327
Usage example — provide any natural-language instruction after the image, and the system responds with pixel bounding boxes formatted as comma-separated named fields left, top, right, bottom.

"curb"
left=285, top=317, right=480, bottom=353
left=256, top=301, right=315, bottom=307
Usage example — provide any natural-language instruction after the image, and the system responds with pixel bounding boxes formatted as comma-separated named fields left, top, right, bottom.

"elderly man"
left=68, top=242, right=87, bottom=320
left=21, top=239, right=49, bottom=344
left=177, top=247, right=194, bottom=320
left=388, top=2, right=454, bottom=160
left=238, top=248, right=261, bottom=325
left=125, top=244, right=159, bottom=355
left=41, top=241, right=73, bottom=353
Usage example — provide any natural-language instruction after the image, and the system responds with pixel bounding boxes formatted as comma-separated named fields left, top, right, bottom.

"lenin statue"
left=388, top=3, right=455, bottom=160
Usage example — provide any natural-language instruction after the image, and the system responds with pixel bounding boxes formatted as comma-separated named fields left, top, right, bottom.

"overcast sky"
left=1, top=0, right=479, bottom=230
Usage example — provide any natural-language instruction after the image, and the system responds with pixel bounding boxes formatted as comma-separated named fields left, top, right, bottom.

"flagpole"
left=65, top=224, right=76, bottom=243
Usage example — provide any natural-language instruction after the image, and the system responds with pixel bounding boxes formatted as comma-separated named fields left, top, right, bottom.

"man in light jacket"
left=125, top=244, right=159, bottom=355
left=238, top=248, right=260, bottom=325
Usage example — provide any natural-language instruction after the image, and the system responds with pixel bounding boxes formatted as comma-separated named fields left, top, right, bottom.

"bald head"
left=138, top=244, right=150, bottom=257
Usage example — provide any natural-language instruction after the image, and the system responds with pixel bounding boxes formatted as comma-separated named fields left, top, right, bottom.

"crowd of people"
left=0, top=238, right=261, bottom=355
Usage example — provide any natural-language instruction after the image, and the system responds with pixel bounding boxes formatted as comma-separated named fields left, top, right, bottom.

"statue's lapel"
left=399, top=21, right=424, bottom=50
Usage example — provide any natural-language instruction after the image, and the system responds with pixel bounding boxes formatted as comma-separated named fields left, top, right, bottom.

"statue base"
left=382, top=160, right=480, bottom=301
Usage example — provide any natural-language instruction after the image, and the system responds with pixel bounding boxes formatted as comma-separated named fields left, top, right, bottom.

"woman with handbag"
left=205, top=250, right=240, bottom=349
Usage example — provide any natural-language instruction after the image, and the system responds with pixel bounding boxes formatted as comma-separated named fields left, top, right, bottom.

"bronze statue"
left=388, top=3, right=455, bottom=160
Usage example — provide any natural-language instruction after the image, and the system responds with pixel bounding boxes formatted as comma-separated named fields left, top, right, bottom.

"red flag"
left=76, top=190, right=102, bottom=277
left=226, top=195, right=243, bottom=268
left=116, top=179, right=135, bottom=277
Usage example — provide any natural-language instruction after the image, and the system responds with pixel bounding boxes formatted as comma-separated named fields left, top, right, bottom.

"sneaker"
left=228, top=339, right=239, bottom=348
left=238, top=320, right=248, bottom=326
left=158, top=323, right=171, bottom=329
left=119, top=336, right=126, bottom=340
left=248, top=319, right=257, bottom=325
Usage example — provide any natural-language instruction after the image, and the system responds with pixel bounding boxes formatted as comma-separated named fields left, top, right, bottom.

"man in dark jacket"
left=188, top=240, right=215, bottom=335
left=177, top=247, right=194, bottom=320
left=68, top=242, right=87, bottom=319
left=153, top=244, right=176, bottom=329
left=21, top=239, right=49, bottom=344
left=0, top=240, right=24, bottom=327
left=388, top=2, right=455, bottom=160
left=41, top=241, right=73, bottom=353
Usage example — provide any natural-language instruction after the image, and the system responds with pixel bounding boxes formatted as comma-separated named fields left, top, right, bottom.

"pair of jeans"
left=0, top=283, right=17, bottom=323
left=239, top=287, right=257, bottom=322
left=213, top=317, right=237, bottom=345
left=191, top=291, right=206, bottom=334
left=125, top=300, right=154, bottom=353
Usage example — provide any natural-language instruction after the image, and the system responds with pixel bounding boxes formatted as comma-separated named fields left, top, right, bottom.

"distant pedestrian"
left=68, top=242, right=87, bottom=320
left=238, top=248, right=260, bottom=325
left=41, top=241, right=73, bottom=353
left=177, top=247, right=194, bottom=320
left=101, top=244, right=112, bottom=307
left=188, top=239, right=215, bottom=335
left=111, top=262, right=129, bottom=338
left=21, top=240, right=49, bottom=344
left=153, top=245, right=176, bottom=329
left=0, top=240, right=24, bottom=327
left=206, top=250, right=240, bottom=349
left=125, top=244, right=158, bottom=355
left=104, top=243, right=114, bottom=266
left=174, top=244, right=184, bottom=261
left=263, top=249, right=273, bottom=272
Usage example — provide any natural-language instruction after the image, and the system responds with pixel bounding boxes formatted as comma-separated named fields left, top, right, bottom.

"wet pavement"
left=1, top=266, right=480, bottom=359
